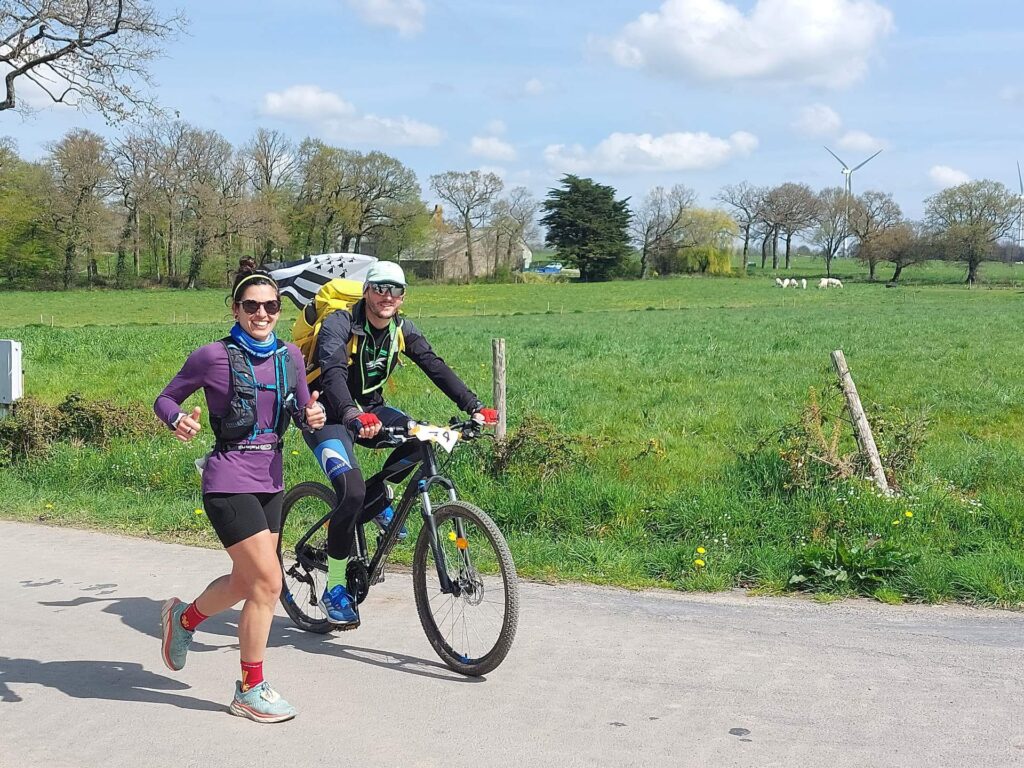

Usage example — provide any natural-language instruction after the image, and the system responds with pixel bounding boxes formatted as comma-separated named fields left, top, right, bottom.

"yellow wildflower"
left=693, top=559, right=706, bottom=568
left=904, top=511, right=913, bottom=518
left=696, top=547, right=706, bottom=555
left=194, top=508, right=204, bottom=516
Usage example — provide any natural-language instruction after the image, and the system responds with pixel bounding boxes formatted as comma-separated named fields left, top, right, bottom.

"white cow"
left=818, top=277, right=844, bottom=289
left=775, top=277, right=784, bottom=287
left=800, top=278, right=807, bottom=290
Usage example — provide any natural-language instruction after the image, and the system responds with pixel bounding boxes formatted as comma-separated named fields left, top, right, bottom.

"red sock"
left=179, top=601, right=208, bottom=631
left=240, top=660, right=264, bottom=692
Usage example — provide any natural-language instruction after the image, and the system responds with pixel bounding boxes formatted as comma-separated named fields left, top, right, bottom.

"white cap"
left=365, top=261, right=406, bottom=286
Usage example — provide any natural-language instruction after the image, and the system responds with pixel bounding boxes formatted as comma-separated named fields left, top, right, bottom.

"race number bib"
left=408, top=424, right=460, bottom=453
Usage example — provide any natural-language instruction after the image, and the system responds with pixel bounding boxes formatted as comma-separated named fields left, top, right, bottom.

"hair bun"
left=237, top=257, right=258, bottom=274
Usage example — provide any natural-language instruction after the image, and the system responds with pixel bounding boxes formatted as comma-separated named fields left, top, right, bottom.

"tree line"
left=0, top=127, right=539, bottom=289
left=540, top=175, right=1022, bottom=284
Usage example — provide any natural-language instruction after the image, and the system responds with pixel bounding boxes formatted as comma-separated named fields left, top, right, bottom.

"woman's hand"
left=305, top=390, right=326, bottom=430
left=174, top=406, right=203, bottom=442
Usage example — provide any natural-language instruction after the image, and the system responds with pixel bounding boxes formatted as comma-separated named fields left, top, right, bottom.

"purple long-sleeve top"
left=154, top=340, right=311, bottom=495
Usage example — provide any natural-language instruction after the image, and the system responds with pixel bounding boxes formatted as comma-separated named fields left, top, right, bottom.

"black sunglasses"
left=369, top=283, right=405, bottom=298
left=238, top=299, right=282, bottom=315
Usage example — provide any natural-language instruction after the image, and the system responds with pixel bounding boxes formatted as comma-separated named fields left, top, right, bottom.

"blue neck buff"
left=230, top=323, right=278, bottom=358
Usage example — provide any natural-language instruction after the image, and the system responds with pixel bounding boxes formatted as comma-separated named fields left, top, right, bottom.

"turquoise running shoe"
left=228, top=681, right=297, bottom=723
left=373, top=505, right=407, bottom=540
left=319, top=584, right=360, bottom=628
left=160, top=597, right=194, bottom=671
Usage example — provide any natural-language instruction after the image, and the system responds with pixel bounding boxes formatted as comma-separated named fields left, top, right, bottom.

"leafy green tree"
left=540, top=175, right=630, bottom=281
left=925, top=180, right=1019, bottom=285
left=0, top=143, right=57, bottom=286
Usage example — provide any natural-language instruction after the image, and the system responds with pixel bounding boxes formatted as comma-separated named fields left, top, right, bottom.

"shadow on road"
left=37, top=595, right=481, bottom=684
left=0, top=657, right=223, bottom=711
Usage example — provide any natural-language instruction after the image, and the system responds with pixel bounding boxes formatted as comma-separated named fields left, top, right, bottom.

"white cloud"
left=605, top=0, right=894, bottom=88
left=1000, top=85, right=1024, bottom=106
left=261, top=85, right=442, bottom=146
left=523, top=78, right=548, bottom=96
left=543, top=130, right=758, bottom=174
left=929, top=165, right=970, bottom=188
left=470, top=135, right=517, bottom=162
left=837, top=129, right=887, bottom=153
left=343, top=0, right=426, bottom=37
left=261, top=85, right=354, bottom=121
left=793, top=104, right=842, bottom=137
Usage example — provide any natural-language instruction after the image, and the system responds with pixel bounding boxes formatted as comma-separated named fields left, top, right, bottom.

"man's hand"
left=349, top=412, right=382, bottom=439
left=304, top=390, right=326, bottom=430
left=174, top=406, right=203, bottom=442
left=473, top=407, right=499, bottom=426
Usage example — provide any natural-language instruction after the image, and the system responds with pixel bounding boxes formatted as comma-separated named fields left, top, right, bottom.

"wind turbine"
left=1016, top=161, right=1023, bottom=266
left=824, top=146, right=883, bottom=257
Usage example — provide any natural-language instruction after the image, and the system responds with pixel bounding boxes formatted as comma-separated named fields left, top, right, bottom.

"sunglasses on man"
left=369, top=283, right=406, bottom=298
left=238, top=299, right=282, bottom=315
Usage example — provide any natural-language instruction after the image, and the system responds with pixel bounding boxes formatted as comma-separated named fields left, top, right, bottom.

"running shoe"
left=160, top=597, right=194, bottom=672
left=228, top=680, right=297, bottom=723
left=319, top=584, right=360, bottom=628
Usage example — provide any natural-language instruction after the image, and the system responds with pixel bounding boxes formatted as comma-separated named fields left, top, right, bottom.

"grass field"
left=2, top=256, right=1023, bottom=604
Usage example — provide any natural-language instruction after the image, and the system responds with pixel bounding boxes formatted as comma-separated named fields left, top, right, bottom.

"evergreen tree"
left=540, top=175, right=631, bottom=281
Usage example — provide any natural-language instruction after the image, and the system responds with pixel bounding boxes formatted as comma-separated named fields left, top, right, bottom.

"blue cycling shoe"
left=320, top=584, right=360, bottom=628
left=373, top=505, right=407, bottom=540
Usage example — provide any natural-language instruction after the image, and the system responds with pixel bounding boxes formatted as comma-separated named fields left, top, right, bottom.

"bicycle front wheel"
left=278, top=481, right=336, bottom=634
left=412, top=501, right=519, bottom=676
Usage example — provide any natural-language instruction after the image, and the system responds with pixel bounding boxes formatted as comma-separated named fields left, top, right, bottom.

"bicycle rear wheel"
left=412, top=501, right=519, bottom=676
left=278, top=481, right=336, bottom=634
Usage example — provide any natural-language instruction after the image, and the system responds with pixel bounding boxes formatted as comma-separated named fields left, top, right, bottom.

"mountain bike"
left=277, top=418, right=519, bottom=676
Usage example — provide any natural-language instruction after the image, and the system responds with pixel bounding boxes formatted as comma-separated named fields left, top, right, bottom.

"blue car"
left=535, top=262, right=562, bottom=274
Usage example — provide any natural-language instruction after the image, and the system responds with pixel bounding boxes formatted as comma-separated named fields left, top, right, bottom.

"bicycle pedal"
left=332, top=621, right=361, bottom=632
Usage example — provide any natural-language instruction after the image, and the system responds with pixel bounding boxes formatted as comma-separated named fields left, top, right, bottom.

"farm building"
left=398, top=227, right=532, bottom=281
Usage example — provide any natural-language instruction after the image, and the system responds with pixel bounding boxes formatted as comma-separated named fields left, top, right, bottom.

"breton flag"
left=265, top=253, right=377, bottom=309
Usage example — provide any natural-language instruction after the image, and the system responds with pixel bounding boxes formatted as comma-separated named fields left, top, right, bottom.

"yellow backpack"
left=292, top=278, right=405, bottom=384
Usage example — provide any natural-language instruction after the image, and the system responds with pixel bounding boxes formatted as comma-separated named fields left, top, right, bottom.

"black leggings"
left=202, top=491, right=284, bottom=548
left=302, top=407, right=422, bottom=560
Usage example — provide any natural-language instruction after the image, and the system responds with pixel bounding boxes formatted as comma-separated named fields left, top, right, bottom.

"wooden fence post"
left=831, top=349, right=889, bottom=494
left=492, top=338, right=507, bottom=440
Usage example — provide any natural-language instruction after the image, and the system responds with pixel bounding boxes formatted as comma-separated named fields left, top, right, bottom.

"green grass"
left=2, top=264, right=1024, bottom=604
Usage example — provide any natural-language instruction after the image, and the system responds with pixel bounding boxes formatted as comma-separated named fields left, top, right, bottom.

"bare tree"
left=110, top=129, right=159, bottom=282
left=631, top=184, right=695, bottom=278
left=772, top=182, right=819, bottom=269
left=757, top=186, right=786, bottom=269
left=429, top=170, right=503, bottom=279
left=849, top=190, right=902, bottom=281
left=874, top=220, right=930, bottom=283
left=47, top=128, right=112, bottom=287
left=811, top=187, right=848, bottom=277
left=925, top=180, right=1019, bottom=285
left=149, top=121, right=190, bottom=280
left=491, top=186, right=539, bottom=272
left=240, top=128, right=296, bottom=263
left=1, top=0, right=185, bottom=120
left=714, top=181, right=764, bottom=261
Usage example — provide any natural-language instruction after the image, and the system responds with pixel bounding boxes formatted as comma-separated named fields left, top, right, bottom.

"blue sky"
left=5, top=0, right=1024, bottom=219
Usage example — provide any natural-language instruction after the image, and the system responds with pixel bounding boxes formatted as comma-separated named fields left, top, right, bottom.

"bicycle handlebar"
left=378, top=417, right=486, bottom=447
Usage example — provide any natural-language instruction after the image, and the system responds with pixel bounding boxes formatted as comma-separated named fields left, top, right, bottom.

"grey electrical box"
left=1, top=340, right=23, bottom=404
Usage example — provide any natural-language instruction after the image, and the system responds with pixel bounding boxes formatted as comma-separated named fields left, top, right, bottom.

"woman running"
left=153, top=258, right=325, bottom=723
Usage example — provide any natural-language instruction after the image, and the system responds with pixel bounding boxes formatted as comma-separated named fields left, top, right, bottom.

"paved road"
left=1, top=520, right=1023, bottom=768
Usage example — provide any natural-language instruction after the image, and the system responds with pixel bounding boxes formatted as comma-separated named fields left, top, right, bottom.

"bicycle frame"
left=351, top=437, right=466, bottom=596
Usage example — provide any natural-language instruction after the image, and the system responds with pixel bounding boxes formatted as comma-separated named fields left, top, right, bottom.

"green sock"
left=327, top=556, right=349, bottom=591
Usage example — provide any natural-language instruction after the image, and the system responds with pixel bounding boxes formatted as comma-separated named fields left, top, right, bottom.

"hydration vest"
left=209, top=339, right=297, bottom=452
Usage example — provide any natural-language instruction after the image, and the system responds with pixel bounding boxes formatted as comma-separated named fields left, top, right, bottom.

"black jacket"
left=314, top=299, right=481, bottom=425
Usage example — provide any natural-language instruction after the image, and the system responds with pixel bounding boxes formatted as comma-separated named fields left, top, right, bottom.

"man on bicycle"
left=304, top=261, right=497, bottom=627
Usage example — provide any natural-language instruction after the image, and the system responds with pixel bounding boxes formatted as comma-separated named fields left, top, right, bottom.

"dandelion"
left=693, top=559, right=705, bottom=568
left=194, top=508, right=204, bottom=516
left=904, top=511, right=913, bottom=518
left=696, top=547, right=706, bottom=555
left=891, top=519, right=900, bottom=526
left=44, top=503, right=54, bottom=510
left=291, top=450, right=300, bottom=455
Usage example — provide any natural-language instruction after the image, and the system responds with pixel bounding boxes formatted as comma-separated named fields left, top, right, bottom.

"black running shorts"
left=202, top=491, right=284, bottom=548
